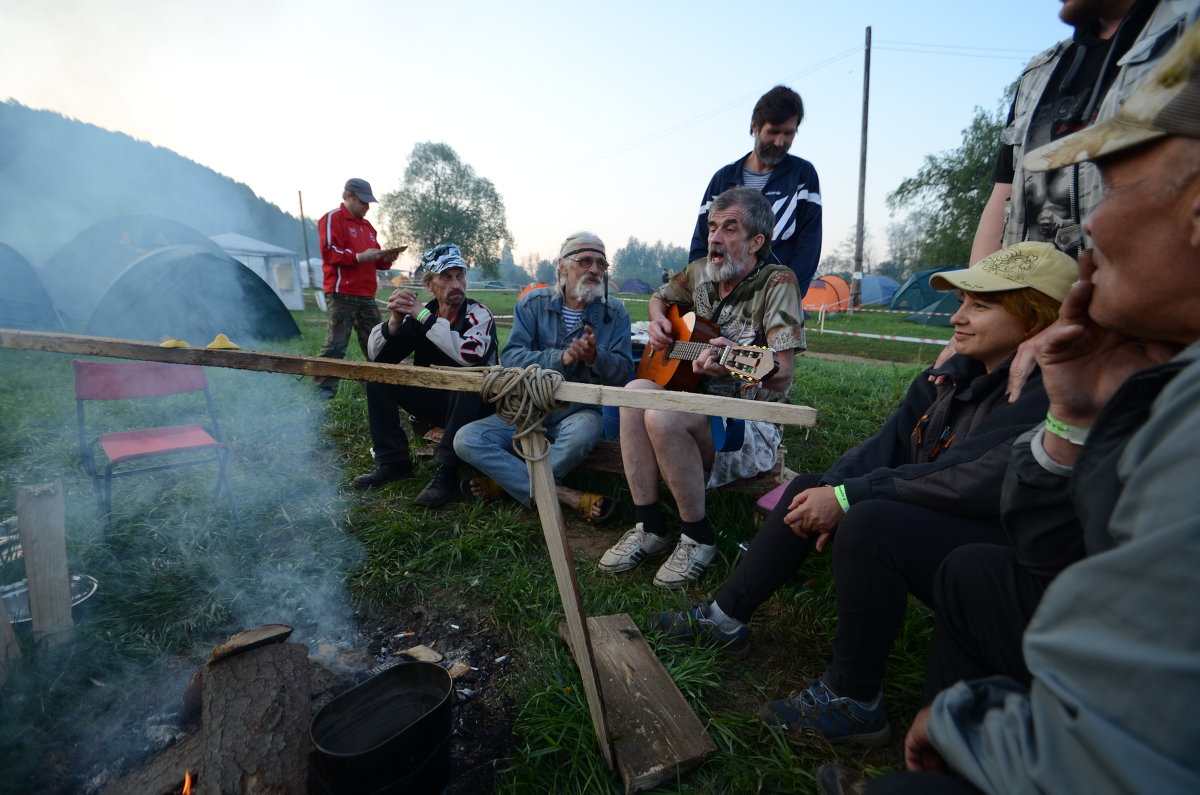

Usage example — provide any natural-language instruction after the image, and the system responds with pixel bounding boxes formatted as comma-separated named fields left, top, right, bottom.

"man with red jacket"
left=315, top=178, right=401, bottom=399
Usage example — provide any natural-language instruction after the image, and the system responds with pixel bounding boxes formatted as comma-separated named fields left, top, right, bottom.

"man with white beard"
left=454, top=232, right=633, bottom=519
left=599, top=187, right=805, bottom=588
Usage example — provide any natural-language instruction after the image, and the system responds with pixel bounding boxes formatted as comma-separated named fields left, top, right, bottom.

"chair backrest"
left=73, top=359, right=209, bottom=400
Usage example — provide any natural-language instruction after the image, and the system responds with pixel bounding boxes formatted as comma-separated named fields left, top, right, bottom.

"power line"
left=551, top=45, right=863, bottom=175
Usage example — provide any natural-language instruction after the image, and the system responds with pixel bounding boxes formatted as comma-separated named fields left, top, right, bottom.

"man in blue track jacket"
left=688, top=85, right=822, bottom=293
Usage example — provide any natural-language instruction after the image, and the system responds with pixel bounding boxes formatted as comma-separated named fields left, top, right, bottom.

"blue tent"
left=0, top=242, right=64, bottom=332
left=618, top=277, right=651, bottom=294
left=85, top=245, right=300, bottom=344
left=889, top=266, right=965, bottom=313
left=858, top=274, right=900, bottom=306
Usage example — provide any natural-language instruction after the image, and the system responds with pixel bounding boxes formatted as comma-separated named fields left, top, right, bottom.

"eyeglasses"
left=568, top=256, right=609, bottom=271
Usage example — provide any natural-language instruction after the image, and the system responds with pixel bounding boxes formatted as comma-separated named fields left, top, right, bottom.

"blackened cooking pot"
left=310, top=661, right=454, bottom=795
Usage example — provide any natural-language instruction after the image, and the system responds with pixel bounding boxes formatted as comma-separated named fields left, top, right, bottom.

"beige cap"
left=930, top=242, right=1079, bottom=302
left=1025, top=20, right=1200, bottom=172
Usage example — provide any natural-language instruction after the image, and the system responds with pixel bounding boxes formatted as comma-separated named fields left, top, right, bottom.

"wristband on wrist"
left=832, top=484, right=850, bottom=512
left=1044, top=411, right=1090, bottom=445
left=354, top=252, right=362, bottom=263
left=416, top=308, right=432, bottom=323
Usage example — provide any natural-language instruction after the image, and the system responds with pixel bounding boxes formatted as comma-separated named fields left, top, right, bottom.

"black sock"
left=635, top=503, right=668, bottom=537
left=681, top=518, right=714, bottom=546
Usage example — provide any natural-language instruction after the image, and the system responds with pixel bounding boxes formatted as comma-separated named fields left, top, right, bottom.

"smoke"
left=0, top=348, right=367, bottom=792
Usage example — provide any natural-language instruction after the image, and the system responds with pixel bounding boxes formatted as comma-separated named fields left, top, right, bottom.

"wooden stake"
left=0, top=596, right=19, bottom=686
left=514, top=429, right=614, bottom=767
left=17, top=483, right=73, bottom=648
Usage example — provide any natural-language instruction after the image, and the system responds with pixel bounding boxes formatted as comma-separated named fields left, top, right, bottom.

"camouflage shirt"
left=653, top=258, right=805, bottom=402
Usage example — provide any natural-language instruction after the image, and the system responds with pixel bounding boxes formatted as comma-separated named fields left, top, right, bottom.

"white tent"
left=210, top=232, right=304, bottom=310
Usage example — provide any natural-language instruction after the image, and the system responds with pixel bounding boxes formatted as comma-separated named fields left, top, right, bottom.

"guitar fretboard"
left=668, top=340, right=716, bottom=362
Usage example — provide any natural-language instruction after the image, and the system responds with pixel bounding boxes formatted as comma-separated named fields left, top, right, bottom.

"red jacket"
left=318, top=203, right=389, bottom=296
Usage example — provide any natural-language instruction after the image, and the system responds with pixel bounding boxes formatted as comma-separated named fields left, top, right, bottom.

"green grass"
left=0, top=290, right=936, bottom=793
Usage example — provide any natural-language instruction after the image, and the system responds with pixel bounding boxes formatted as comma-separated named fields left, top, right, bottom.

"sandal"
left=460, top=476, right=504, bottom=502
left=577, top=492, right=617, bottom=524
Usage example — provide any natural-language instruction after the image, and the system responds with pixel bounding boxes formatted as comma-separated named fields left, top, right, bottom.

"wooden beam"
left=0, top=329, right=817, bottom=427
left=17, top=483, right=73, bottom=649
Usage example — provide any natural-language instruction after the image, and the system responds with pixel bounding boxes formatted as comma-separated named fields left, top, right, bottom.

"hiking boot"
left=351, top=462, right=415, bottom=490
left=652, top=534, right=717, bottom=588
left=597, top=524, right=672, bottom=574
left=760, top=678, right=891, bottom=747
left=413, top=465, right=456, bottom=508
left=651, top=602, right=749, bottom=656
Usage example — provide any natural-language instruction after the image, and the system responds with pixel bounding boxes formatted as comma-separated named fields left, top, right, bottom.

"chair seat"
left=98, top=424, right=224, bottom=464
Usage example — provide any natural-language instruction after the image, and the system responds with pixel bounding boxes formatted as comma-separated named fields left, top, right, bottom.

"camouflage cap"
left=416, top=243, right=467, bottom=276
left=930, top=242, right=1079, bottom=303
left=1025, top=20, right=1200, bottom=172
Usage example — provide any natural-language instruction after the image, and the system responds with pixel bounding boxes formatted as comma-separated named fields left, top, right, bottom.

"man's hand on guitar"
left=647, top=317, right=675, bottom=350
left=562, top=325, right=597, bottom=367
left=693, top=336, right=733, bottom=378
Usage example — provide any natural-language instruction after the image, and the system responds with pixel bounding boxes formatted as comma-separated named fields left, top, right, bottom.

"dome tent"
left=41, top=214, right=225, bottom=326
left=802, top=274, right=851, bottom=313
left=0, top=242, right=64, bottom=331
left=85, top=245, right=300, bottom=344
left=889, top=266, right=965, bottom=313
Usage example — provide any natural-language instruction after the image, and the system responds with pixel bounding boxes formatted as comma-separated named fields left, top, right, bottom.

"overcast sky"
left=1, top=0, right=1073, bottom=270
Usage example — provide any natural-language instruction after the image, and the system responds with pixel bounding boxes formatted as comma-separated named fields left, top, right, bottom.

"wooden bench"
left=416, top=428, right=797, bottom=498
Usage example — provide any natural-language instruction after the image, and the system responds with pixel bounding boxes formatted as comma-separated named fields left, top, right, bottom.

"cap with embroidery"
left=930, top=242, right=1079, bottom=302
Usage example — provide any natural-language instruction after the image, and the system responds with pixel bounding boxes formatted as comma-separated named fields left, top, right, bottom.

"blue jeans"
left=453, top=409, right=604, bottom=505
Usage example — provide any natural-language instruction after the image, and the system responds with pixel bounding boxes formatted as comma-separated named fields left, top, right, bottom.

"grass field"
left=0, top=289, right=941, bottom=793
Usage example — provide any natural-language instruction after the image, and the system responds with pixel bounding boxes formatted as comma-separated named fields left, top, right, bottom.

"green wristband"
left=1044, top=411, right=1090, bottom=445
left=832, top=484, right=850, bottom=512
left=416, top=308, right=432, bottom=323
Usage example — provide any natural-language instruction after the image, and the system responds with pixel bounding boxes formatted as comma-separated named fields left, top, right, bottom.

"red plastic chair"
left=73, top=359, right=238, bottom=524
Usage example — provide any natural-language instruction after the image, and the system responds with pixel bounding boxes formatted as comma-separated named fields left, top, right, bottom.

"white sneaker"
left=598, top=524, right=672, bottom=574
left=653, top=534, right=717, bottom=589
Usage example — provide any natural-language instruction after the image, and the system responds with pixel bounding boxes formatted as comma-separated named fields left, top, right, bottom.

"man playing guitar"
left=598, top=187, right=807, bottom=588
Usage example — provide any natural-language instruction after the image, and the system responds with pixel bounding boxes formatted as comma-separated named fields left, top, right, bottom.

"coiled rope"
left=473, top=365, right=568, bottom=462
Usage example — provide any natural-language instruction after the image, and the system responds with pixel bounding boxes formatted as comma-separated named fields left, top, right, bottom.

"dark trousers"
left=922, top=543, right=1050, bottom=704
left=365, top=381, right=489, bottom=469
left=865, top=771, right=983, bottom=794
left=714, top=473, right=1006, bottom=702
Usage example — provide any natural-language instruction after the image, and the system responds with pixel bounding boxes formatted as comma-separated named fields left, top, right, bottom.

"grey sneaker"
left=651, top=603, right=749, bottom=656
left=597, top=524, right=672, bottom=573
left=653, top=534, right=717, bottom=588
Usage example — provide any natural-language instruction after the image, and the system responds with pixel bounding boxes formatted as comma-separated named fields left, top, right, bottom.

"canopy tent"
left=0, top=242, right=64, bottom=332
left=85, top=245, right=301, bottom=344
left=889, top=266, right=965, bottom=313
left=618, top=278, right=651, bottom=294
left=802, top=274, right=851, bottom=313
left=41, top=214, right=224, bottom=326
left=210, top=232, right=304, bottom=311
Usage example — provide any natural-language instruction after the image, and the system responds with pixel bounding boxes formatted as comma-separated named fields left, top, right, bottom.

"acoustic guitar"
left=635, top=305, right=776, bottom=391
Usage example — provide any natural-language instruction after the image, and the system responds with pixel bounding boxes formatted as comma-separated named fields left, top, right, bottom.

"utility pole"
left=298, top=190, right=313, bottom=287
left=851, top=25, right=871, bottom=310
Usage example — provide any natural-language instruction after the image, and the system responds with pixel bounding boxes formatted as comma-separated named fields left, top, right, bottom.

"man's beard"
left=571, top=276, right=604, bottom=304
left=754, top=137, right=788, bottom=168
left=707, top=245, right=752, bottom=282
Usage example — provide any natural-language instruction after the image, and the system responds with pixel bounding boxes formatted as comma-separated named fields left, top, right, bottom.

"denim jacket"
left=501, top=287, right=633, bottom=426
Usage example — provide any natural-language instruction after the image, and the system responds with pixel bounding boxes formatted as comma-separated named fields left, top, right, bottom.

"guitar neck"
left=667, top=340, right=719, bottom=363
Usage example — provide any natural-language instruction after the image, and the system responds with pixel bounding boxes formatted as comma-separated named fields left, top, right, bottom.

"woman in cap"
left=653, top=241, right=1078, bottom=747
